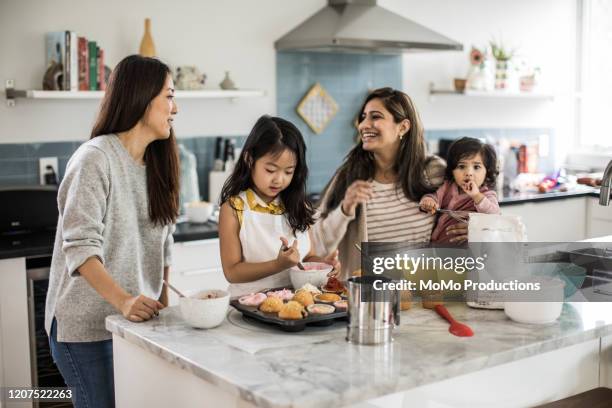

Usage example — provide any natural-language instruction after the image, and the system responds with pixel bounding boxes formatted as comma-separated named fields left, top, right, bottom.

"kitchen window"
left=577, top=0, right=612, bottom=150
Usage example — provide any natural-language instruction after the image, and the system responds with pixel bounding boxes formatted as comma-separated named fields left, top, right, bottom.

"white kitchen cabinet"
left=168, top=238, right=228, bottom=306
left=603, top=335, right=612, bottom=389
left=586, top=197, right=612, bottom=239
left=0, top=257, right=32, bottom=408
left=501, top=197, right=587, bottom=241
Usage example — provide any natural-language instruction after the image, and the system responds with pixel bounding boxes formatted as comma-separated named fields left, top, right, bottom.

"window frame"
left=575, top=0, right=612, bottom=153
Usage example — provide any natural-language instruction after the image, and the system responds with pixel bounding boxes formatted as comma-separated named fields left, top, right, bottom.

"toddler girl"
left=420, top=137, right=500, bottom=243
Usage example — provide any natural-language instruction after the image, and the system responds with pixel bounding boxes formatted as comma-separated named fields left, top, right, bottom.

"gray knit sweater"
left=45, top=134, right=174, bottom=342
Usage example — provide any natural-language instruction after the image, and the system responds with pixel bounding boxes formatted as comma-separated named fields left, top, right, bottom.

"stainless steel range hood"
left=275, top=0, right=463, bottom=54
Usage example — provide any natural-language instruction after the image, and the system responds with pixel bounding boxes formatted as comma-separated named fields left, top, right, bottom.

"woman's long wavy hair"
left=321, top=87, right=435, bottom=217
left=91, top=55, right=179, bottom=225
left=220, top=115, right=314, bottom=234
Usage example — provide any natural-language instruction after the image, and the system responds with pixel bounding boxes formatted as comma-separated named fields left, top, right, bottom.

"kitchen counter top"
left=499, top=186, right=600, bottom=206
left=174, top=220, right=219, bottom=242
left=106, top=301, right=612, bottom=408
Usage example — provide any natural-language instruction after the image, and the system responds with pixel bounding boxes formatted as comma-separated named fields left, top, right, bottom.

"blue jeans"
left=49, top=318, right=115, bottom=408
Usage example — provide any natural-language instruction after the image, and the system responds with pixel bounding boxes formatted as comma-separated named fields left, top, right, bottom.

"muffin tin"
left=230, top=286, right=348, bottom=332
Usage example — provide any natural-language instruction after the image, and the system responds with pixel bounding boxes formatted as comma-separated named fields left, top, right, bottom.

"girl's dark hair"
left=445, top=137, right=498, bottom=188
left=321, top=87, right=434, bottom=216
left=91, top=55, right=180, bottom=226
left=220, top=115, right=314, bottom=233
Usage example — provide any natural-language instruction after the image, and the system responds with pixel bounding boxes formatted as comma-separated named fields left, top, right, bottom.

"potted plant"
left=490, top=40, right=515, bottom=90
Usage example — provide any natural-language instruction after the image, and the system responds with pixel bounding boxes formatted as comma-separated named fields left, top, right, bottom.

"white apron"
left=228, top=190, right=311, bottom=297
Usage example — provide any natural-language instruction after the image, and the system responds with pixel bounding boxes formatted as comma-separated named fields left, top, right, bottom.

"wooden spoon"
left=434, top=305, right=474, bottom=337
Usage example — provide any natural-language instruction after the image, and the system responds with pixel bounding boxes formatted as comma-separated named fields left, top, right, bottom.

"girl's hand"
left=277, top=237, right=300, bottom=270
left=461, top=181, right=483, bottom=200
left=446, top=222, right=468, bottom=243
left=341, top=180, right=373, bottom=216
left=420, top=197, right=438, bottom=214
left=121, top=294, right=165, bottom=322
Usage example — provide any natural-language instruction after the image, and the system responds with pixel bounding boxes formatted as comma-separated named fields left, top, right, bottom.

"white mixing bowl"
left=179, top=289, right=229, bottom=329
left=289, top=262, right=333, bottom=289
left=504, top=277, right=565, bottom=324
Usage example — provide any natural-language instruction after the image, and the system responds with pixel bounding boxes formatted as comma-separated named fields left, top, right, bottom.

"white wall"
left=1, top=0, right=577, bottom=163
left=0, top=0, right=326, bottom=143
left=388, top=0, right=577, bottom=167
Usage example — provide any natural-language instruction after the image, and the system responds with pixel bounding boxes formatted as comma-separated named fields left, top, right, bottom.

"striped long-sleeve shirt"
left=366, top=181, right=435, bottom=242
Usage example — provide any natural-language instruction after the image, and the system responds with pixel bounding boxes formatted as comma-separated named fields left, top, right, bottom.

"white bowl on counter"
left=289, top=262, right=333, bottom=289
left=185, top=201, right=214, bottom=223
left=504, top=277, right=565, bottom=324
left=179, top=289, right=229, bottom=329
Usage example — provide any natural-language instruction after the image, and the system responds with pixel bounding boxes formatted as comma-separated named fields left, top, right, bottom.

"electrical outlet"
left=39, top=157, right=59, bottom=185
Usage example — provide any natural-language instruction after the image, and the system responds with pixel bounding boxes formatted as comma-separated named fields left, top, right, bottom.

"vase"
left=139, top=18, right=156, bottom=57
left=495, top=60, right=509, bottom=90
left=219, top=71, right=237, bottom=90
left=466, top=65, right=486, bottom=91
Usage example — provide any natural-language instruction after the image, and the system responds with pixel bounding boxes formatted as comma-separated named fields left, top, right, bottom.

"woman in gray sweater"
left=44, top=55, right=180, bottom=408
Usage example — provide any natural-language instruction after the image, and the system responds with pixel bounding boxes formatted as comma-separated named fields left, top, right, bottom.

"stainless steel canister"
left=346, top=276, right=400, bottom=345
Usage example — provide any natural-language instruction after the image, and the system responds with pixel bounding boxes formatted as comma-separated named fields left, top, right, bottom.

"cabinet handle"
left=181, top=267, right=222, bottom=277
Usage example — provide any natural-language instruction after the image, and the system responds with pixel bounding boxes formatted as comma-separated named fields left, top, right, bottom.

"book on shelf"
left=88, top=41, right=98, bottom=91
left=66, top=31, right=78, bottom=91
left=97, top=47, right=105, bottom=91
left=78, top=36, right=89, bottom=91
left=43, top=31, right=109, bottom=94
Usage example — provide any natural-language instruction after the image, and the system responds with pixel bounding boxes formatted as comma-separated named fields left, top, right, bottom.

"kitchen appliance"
left=275, top=0, right=463, bottom=54
left=437, top=138, right=456, bottom=161
left=0, top=186, right=58, bottom=233
left=178, top=144, right=200, bottom=213
left=0, top=187, right=70, bottom=407
left=346, top=276, right=400, bottom=345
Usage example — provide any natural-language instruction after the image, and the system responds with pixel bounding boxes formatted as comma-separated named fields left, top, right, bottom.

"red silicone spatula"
left=434, top=305, right=474, bottom=337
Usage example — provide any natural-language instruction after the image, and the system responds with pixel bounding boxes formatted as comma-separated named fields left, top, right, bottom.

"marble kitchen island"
left=106, top=301, right=612, bottom=408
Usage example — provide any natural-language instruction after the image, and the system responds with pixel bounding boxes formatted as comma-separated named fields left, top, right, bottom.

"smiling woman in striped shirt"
left=312, top=88, right=466, bottom=278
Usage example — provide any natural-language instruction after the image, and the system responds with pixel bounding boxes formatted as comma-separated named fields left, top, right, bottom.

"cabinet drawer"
left=171, top=239, right=221, bottom=274
left=589, top=197, right=612, bottom=221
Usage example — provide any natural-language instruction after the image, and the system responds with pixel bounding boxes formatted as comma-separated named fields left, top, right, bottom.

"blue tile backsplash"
left=276, top=51, right=403, bottom=193
left=0, top=137, right=245, bottom=201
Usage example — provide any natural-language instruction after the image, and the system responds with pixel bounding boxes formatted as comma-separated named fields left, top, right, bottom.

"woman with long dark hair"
left=312, top=87, right=463, bottom=277
left=218, top=115, right=338, bottom=296
left=45, top=55, right=180, bottom=408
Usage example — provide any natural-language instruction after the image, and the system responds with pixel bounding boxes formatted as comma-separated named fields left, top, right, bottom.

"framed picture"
left=296, top=83, right=338, bottom=134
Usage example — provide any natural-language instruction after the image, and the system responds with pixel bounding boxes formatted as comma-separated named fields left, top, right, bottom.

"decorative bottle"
left=139, top=18, right=156, bottom=57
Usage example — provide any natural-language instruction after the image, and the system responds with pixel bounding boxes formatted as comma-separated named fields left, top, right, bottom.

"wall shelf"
left=4, top=80, right=265, bottom=106
left=428, top=83, right=554, bottom=101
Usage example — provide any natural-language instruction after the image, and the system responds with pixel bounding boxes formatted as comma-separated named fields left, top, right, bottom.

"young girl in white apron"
left=218, top=116, right=338, bottom=297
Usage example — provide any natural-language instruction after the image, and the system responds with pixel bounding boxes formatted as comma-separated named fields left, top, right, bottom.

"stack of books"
left=45, top=31, right=106, bottom=91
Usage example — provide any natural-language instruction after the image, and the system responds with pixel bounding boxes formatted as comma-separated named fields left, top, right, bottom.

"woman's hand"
left=322, top=249, right=341, bottom=277
left=446, top=222, right=468, bottom=243
left=341, top=180, right=373, bottom=216
left=120, top=294, right=165, bottom=322
left=277, top=237, right=300, bottom=270
left=420, top=197, right=438, bottom=214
